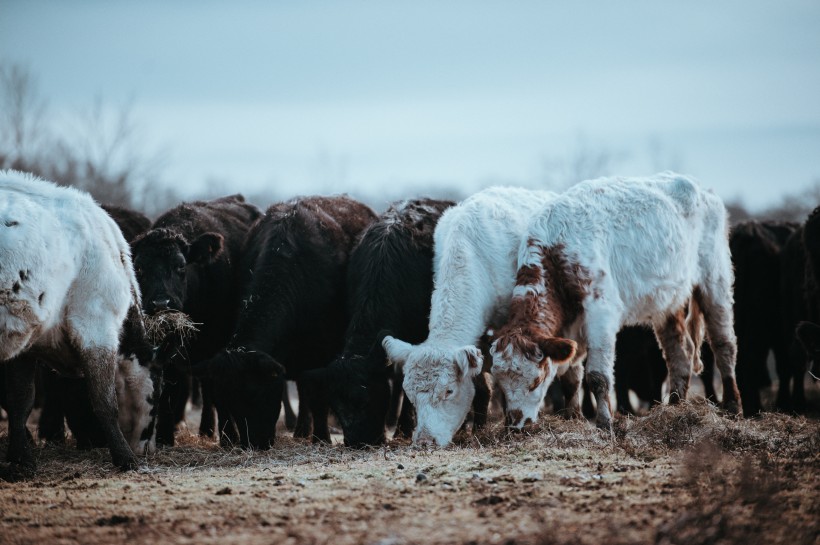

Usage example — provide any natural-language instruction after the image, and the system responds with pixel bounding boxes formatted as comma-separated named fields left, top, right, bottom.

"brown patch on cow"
left=494, top=244, right=590, bottom=360
left=515, top=264, right=542, bottom=287
left=528, top=373, right=546, bottom=392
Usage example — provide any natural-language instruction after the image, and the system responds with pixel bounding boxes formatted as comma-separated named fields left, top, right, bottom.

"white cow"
left=0, top=170, right=159, bottom=479
left=382, top=186, right=557, bottom=446
left=489, top=172, right=741, bottom=432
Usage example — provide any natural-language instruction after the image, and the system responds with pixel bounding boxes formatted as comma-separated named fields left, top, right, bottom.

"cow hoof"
left=114, top=454, right=139, bottom=471
left=595, top=418, right=613, bottom=435
left=293, top=427, right=312, bottom=439
left=0, top=462, right=36, bottom=482
left=722, top=400, right=743, bottom=418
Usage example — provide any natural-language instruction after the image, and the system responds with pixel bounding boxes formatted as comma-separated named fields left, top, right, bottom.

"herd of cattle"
left=0, top=169, right=817, bottom=479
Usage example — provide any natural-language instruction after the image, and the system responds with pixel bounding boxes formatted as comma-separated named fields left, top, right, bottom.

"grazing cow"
left=382, top=187, right=557, bottom=447
left=0, top=170, right=159, bottom=479
left=131, top=194, right=262, bottom=445
left=778, top=207, right=820, bottom=412
left=728, top=220, right=797, bottom=414
left=489, top=173, right=741, bottom=432
left=38, top=204, right=154, bottom=446
left=195, top=196, right=377, bottom=448
left=304, top=198, right=455, bottom=447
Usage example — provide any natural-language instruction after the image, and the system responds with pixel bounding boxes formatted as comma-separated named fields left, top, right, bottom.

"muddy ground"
left=0, top=390, right=818, bottom=545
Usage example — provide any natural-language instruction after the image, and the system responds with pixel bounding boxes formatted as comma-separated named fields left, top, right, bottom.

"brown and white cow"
left=489, top=173, right=741, bottom=432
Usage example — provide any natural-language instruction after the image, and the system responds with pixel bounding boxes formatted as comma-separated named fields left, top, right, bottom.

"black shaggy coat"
left=304, top=199, right=455, bottom=447
left=195, top=195, right=377, bottom=448
left=777, top=210, right=820, bottom=413
left=130, top=194, right=262, bottom=445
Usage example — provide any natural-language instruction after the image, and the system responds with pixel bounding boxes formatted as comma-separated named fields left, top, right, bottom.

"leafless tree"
left=541, top=135, right=628, bottom=190
left=0, top=61, right=178, bottom=216
left=0, top=63, right=48, bottom=170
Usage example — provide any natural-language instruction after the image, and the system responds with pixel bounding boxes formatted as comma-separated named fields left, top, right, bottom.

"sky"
left=2, top=0, right=820, bottom=210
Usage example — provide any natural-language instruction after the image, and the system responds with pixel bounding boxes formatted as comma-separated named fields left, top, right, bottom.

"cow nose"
left=414, top=431, right=435, bottom=448
left=505, top=409, right=525, bottom=429
left=152, top=299, right=171, bottom=311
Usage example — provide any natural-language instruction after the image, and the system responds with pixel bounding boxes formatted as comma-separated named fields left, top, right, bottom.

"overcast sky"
left=2, top=0, right=819, bottom=209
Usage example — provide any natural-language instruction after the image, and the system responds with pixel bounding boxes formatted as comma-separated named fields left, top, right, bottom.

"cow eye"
left=176, top=266, right=186, bottom=276
left=445, top=389, right=454, bottom=396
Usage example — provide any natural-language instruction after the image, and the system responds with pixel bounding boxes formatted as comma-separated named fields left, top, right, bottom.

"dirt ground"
left=1, top=388, right=818, bottom=545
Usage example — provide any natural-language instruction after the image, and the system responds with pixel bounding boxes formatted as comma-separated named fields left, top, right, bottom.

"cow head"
left=382, top=336, right=481, bottom=447
left=131, top=228, right=224, bottom=315
left=192, top=349, right=286, bottom=449
left=304, top=351, right=391, bottom=448
left=489, top=328, right=576, bottom=429
left=115, top=353, right=163, bottom=455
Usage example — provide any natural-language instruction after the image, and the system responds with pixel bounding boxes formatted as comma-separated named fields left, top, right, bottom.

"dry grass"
left=0, top=399, right=818, bottom=545
left=143, top=310, right=199, bottom=348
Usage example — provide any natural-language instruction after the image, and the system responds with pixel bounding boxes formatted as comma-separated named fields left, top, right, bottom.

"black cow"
left=303, top=199, right=455, bottom=447
left=777, top=208, right=820, bottom=413
left=131, top=194, right=262, bottom=445
left=194, top=196, right=377, bottom=448
left=101, top=204, right=152, bottom=243
left=730, top=221, right=796, bottom=414
left=38, top=204, right=154, bottom=446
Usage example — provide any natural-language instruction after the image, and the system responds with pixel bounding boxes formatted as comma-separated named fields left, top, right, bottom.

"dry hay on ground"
left=0, top=400, right=818, bottom=545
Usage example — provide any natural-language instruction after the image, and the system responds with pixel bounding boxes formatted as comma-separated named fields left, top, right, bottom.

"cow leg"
left=792, top=342, right=807, bottom=414
left=654, top=308, right=694, bottom=404
left=218, top=411, right=239, bottom=448
left=695, top=287, right=741, bottom=415
left=613, top=354, right=635, bottom=415
left=736, top=345, right=765, bottom=417
left=581, top=377, right=596, bottom=419
left=699, top=344, right=717, bottom=402
left=394, top=395, right=415, bottom=439
left=156, top=365, right=189, bottom=446
left=559, top=363, right=584, bottom=419
left=303, top=379, right=330, bottom=443
left=198, top=378, right=216, bottom=438
left=293, top=380, right=313, bottom=439
left=775, top=342, right=798, bottom=413
left=471, top=371, right=492, bottom=431
left=584, top=325, right=617, bottom=432
left=38, top=369, right=67, bottom=444
left=1, top=357, right=37, bottom=480
left=80, top=348, right=138, bottom=470
left=282, top=381, right=297, bottom=431
left=386, top=374, right=403, bottom=429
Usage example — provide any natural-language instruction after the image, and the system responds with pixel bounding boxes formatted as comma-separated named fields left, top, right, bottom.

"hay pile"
left=143, top=310, right=199, bottom=347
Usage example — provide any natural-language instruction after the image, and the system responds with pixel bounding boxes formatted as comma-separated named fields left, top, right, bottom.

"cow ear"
left=453, top=345, right=482, bottom=380
left=187, top=232, right=225, bottom=264
left=382, top=336, right=415, bottom=370
left=537, top=337, right=577, bottom=366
